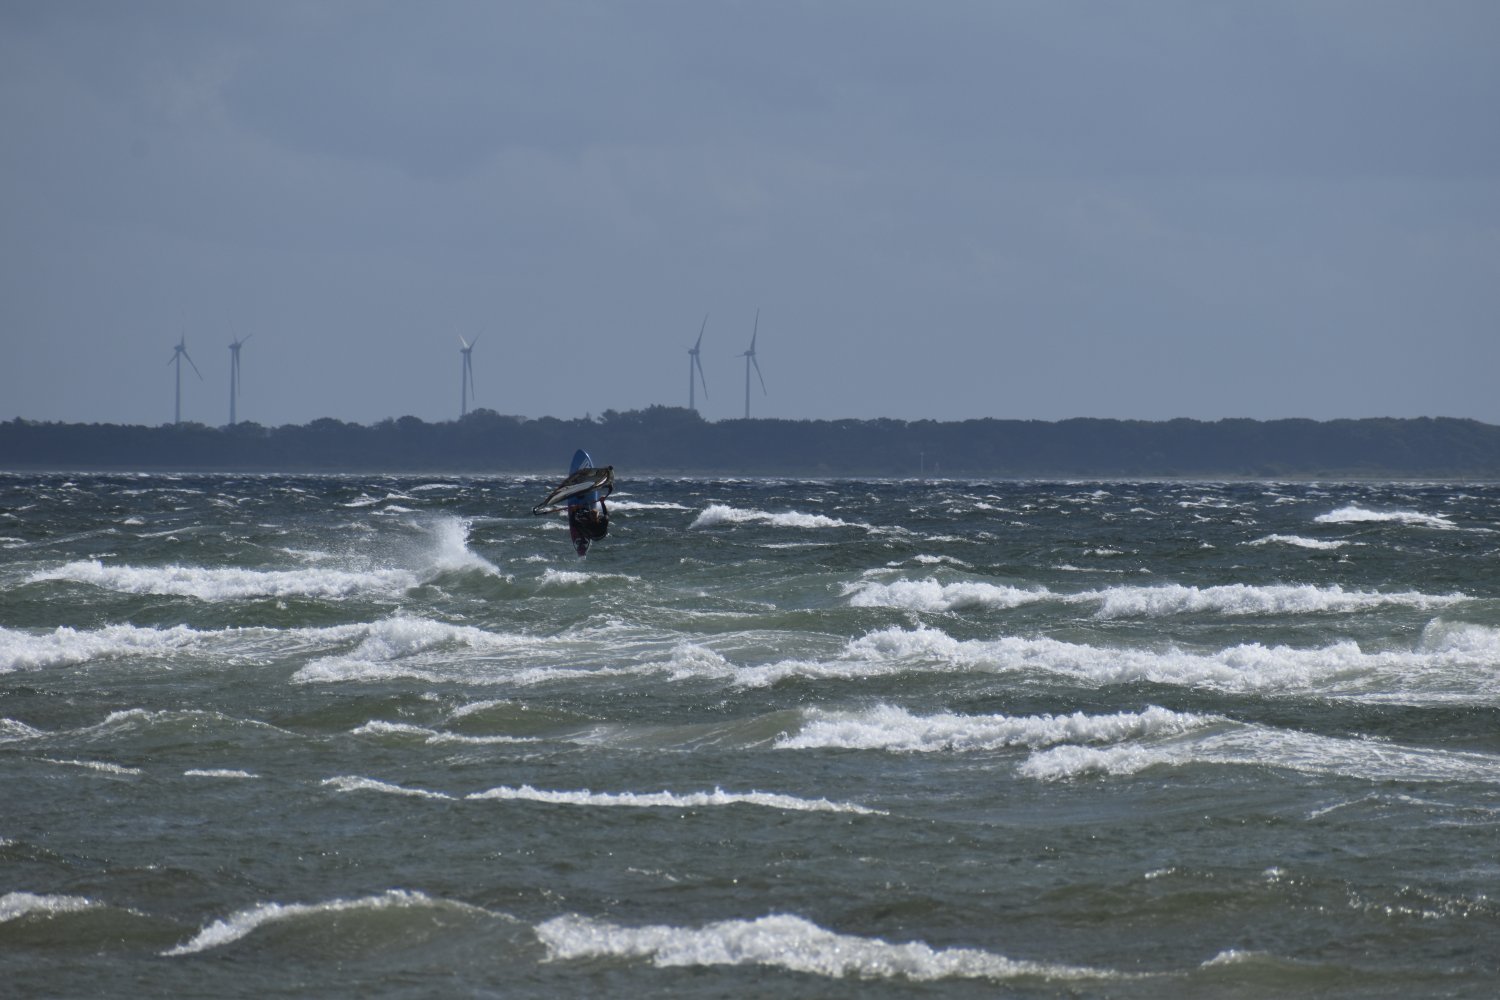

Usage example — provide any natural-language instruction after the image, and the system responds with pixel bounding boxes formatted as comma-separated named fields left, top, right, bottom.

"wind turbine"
left=459, top=336, right=477, bottom=417
left=687, top=314, right=708, bottom=412
left=741, top=308, right=766, bottom=419
left=228, top=331, right=251, bottom=426
left=168, top=336, right=202, bottom=426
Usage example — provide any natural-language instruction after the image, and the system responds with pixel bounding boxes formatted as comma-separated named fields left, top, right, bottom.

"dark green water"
left=3, top=473, right=1498, bottom=997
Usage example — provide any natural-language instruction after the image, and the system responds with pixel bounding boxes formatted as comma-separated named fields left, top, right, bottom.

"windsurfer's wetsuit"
left=568, top=499, right=608, bottom=555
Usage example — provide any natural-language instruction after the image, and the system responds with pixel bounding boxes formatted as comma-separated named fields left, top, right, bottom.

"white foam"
left=777, top=705, right=1214, bottom=753
left=468, top=784, right=882, bottom=815
left=184, top=768, right=258, bottom=779
left=0, top=892, right=101, bottom=922
left=535, top=913, right=1121, bottom=981
left=691, top=504, right=858, bottom=530
left=1314, top=505, right=1454, bottom=529
left=162, top=889, right=460, bottom=956
left=1246, top=534, right=1347, bottom=550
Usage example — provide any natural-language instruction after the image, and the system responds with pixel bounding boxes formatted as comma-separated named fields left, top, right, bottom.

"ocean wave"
left=1245, top=534, right=1348, bottom=550
left=1, top=892, right=102, bottom=923
left=25, top=560, right=420, bottom=601
left=777, top=705, right=1214, bottom=753
left=690, top=504, right=860, bottom=530
left=291, top=616, right=535, bottom=685
left=535, top=912, right=1125, bottom=981
left=323, top=775, right=880, bottom=813
left=846, top=579, right=1048, bottom=611
left=21, top=515, right=499, bottom=602
left=1020, top=725, right=1500, bottom=785
left=727, top=625, right=1500, bottom=703
left=1, top=623, right=204, bottom=672
left=1314, top=505, right=1454, bottom=529
left=350, top=720, right=534, bottom=745
left=162, top=889, right=489, bottom=956
left=467, top=784, right=882, bottom=814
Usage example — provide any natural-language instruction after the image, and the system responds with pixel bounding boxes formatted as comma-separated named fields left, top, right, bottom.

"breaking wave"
left=535, top=912, right=1125, bottom=982
left=844, top=578, right=1466, bottom=618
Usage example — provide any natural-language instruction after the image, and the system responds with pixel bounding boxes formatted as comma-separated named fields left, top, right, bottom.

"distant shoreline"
left=4, top=410, right=1500, bottom=479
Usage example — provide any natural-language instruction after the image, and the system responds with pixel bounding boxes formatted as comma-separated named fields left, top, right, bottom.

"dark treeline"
left=4, top=408, right=1500, bottom=478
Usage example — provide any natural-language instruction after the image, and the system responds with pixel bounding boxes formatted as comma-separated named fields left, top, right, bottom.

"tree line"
left=3, top=408, right=1500, bottom=478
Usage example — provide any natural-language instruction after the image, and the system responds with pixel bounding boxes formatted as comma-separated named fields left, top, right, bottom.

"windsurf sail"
left=531, top=466, right=614, bottom=515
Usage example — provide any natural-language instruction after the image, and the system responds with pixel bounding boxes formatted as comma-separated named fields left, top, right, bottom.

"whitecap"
left=1245, top=534, right=1347, bottom=550
left=777, top=705, right=1214, bottom=753
left=1, top=892, right=101, bottom=922
left=1019, top=725, right=1500, bottom=784
left=162, top=889, right=471, bottom=956
left=691, top=504, right=859, bottom=530
left=25, top=560, right=419, bottom=601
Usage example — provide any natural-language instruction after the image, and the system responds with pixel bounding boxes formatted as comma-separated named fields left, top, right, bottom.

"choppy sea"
left=2, top=472, right=1497, bottom=998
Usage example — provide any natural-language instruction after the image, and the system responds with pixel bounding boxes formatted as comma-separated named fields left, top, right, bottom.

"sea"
left=2, top=472, right=1497, bottom=998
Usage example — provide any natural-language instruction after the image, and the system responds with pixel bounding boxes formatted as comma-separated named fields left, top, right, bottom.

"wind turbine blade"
left=750, top=308, right=759, bottom=352
left=184, top=351, right=203, bottom=380
left=752, top=355, right=767, bottom=394
left=694, top=314, right=707, bottom=351
left=695, top=354, right=708, bottom=396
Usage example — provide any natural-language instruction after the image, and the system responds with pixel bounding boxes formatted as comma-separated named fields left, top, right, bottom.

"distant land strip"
left=4, top=409, right=1500, bottom=478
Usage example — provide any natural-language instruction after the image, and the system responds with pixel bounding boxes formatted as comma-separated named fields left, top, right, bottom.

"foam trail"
left=467, top=784, right=883, bottom=815
left=536, top=913, right=1123, bottom=982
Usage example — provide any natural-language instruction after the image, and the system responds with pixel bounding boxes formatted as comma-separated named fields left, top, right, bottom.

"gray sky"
left=2, top=0, right=1497, bottom=428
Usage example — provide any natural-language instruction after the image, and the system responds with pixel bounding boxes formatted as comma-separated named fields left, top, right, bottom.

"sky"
left=1, top=0, right=1497, bottom=428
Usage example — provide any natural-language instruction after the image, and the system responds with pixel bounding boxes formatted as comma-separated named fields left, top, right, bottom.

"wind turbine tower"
left=459, top=336, right=477, bottom=417
left=741, top=308, right=766, bottom=419
left=687, top=314, right=708, bottom=412
left=168, top=336, right=203, bottom=426
left=228, top=332, right=251, bottom=426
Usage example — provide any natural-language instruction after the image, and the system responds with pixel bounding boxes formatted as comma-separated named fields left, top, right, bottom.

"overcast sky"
left=2, top=1, right=1497, bottom=428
